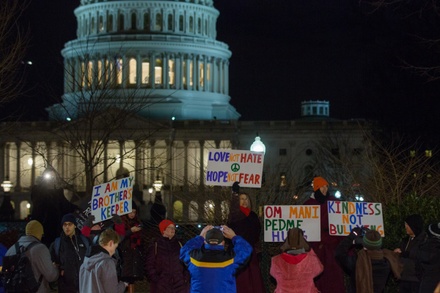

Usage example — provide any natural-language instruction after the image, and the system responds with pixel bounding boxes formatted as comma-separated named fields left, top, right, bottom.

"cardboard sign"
left=205, top=149, right=264, bottom=188
left=263, top=205, right=321, bottom=242
left=327, top=201, right=385, bottom=236
left=91, top=177, right=134, bottom=222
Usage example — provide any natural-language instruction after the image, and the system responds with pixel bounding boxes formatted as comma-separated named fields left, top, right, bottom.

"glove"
left=84, top=215, right=95, bottom=228
left=351, top=227, right=363, bottom=237
left=232, top=182, right=240, bottom=194
left=111, top=214, right=122, bottom=224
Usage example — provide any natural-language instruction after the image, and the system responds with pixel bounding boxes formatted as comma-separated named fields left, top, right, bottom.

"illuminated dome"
left=47, top=0, right=240, bottom=121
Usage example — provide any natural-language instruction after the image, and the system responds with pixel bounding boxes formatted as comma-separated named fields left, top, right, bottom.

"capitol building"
left=0, top=0, right=370, bottom=222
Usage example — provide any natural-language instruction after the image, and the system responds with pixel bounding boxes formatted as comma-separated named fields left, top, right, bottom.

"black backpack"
left=1, top=241, right=43, bottom=293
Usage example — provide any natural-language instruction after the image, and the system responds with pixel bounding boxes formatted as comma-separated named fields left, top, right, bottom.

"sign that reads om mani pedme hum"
left=264, top=205, right=321, bottom=242
left=205, top=149, right=264, bottom=188
left=91, top=176, right=134, bottom=223
left=327, top=201, right=385, bottom=236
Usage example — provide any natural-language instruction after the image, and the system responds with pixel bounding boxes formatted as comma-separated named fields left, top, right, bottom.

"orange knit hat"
left=159, top=219, right=175, bottom=235
left=313, top=177, right=328, bottom=191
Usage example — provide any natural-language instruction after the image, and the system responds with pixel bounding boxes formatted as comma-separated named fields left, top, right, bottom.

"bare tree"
left=0, top=1, right=29, bottom=105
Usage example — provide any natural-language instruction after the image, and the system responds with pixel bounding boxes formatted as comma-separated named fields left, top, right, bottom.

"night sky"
left=9, top=0, right=440, bottom=141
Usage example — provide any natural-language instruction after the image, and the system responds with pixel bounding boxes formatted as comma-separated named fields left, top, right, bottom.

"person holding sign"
left=303, top=176, right=345, bottom=293
left=227, top=182, right=265, bottom=293
left=270, top=228, right=323, bottom=293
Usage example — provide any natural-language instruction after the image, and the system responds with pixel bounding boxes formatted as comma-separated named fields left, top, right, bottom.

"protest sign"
left=327, top=200, right=385, bottom=236
left=263, top=205, right=321, bottom=242
left=205, top=149, right=264, bottom=187
left=91, top=176, right=134, bottom=223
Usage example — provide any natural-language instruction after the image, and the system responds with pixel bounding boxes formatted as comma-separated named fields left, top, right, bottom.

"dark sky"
left=10, top=0, right=440, bottom=139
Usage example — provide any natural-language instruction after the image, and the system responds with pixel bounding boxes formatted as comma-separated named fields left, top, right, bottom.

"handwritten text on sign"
left=327, top=201, right=385, bottom=236
left=205, top=149, right=264, bottom=187
left=264, top=205, right=321, bottom=242
left=91, top=177, right=134, bottom=223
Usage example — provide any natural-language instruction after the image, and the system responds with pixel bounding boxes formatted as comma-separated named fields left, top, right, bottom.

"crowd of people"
left=1, top=178, right=439, bottom=293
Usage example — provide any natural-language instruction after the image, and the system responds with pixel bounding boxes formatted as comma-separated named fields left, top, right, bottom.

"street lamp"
left=0, top=179, right=14, bottom=220
left=250, top=135, right=266, bottom=154
left=153, top=176, right=163, bottom=192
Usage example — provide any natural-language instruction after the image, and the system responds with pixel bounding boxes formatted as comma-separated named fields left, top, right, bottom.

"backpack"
left=1, top=241, right=43, bottom=293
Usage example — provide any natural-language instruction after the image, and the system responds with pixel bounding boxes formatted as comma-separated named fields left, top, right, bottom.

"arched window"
left=107, top=14, right=113, bottom=32
left=118, top=13, right=125, bottom=31
left=129, top=58, right=136, bottom=85
left=168, top=59, right=175, bottom=86
left=155, top=58, right=162, bottom=85
left=131, top=12, right=137, bottom=30
left=155, top=13, right=162, bottom=31
left=173, top=200, right=183, bottom=221
left=199, top=60, right=204, bottom=88
left=204, top=200, right=215, bottom=222
left=99, top=16, right=104, bottom=32
left=142, top=58, right=150, bottom=85
left=115, top=57, right=123, bottom=85
left=189, top=201, right=198, bottom=221
left=168, top=14, right=173, bottom=31
left=144, top=13, right=150, bottom=31
left=221, top=200, right=229, bottom=221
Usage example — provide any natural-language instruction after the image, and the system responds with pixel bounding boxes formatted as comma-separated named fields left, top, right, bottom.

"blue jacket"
left=180, top=235, right=252, bottom=293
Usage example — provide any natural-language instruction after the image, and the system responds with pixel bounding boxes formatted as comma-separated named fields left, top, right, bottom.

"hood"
left=82, top=246, right=112, bottom=271
left=281, top=252, right=307, bottom=265
left=18, top=235, right=41, bottom=247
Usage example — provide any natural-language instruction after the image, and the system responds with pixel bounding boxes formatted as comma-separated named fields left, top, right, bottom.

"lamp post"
left=250, top=135, right=266, bottom=154
left=0, top=179, right=14, bottom=221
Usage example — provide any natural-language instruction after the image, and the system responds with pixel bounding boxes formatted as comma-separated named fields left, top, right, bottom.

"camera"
left=213, top=225, right=224, bottom=231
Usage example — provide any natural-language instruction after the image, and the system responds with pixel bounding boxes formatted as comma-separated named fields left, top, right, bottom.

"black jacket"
left=50, top=229, right=89, bottom=293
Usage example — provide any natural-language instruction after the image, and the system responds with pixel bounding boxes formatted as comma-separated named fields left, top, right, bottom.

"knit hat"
left=428, top=222, right=440, bottom=238
left=280, top=228, right=310, bottom=253
left=206, top=228, right=224, bottom=244
left=404, top=214, right=423, bottom=236
left=61, top=213, right=77, bottom=226
left=362, top=230, right=382, bottom=250
left=313, top=177, right=328, bottom=191
left=159, top=219, right=175, bottom=235
left=25, top=220, right=44, bottom=241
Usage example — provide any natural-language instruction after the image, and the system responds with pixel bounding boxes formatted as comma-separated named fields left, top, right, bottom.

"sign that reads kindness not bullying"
left=91, top=176, right=134, bottom=223
left=205, top=149, right=264, bottom=188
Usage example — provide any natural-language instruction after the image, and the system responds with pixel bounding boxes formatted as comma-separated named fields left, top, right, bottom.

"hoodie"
left=79, top=245, right=126, bottom=293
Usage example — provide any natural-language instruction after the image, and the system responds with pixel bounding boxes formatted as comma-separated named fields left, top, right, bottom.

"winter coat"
left=335, top=233, right=402, bottom=293
left=304, top=194, right=345, bottom=293
left=227, top=193, right=265, bottom=293
left=145, top=236, right=189, bottom=293
left=49, top=229, right=89, bottom=293
left=416, top=235, right=440, bottom=293
left=5, top=235, right=58, bottom=293
left=270, top=249, right=323, bottom=293
left=180, top=235, right=252, bottom=293
left=119, top=218, right=144, bottom=282
left=397, top=231, right=426, bottom=283
left=79, top=245, right=126, bottom=293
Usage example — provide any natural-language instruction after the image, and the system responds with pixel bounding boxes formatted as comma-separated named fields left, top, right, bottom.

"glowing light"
left=250, top=136, right=266, bottom=154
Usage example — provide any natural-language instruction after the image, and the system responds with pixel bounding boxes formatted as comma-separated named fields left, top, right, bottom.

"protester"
left=79, top=228, right=128, bottom=293
left=416, top=222, right=440, bottom=293
left=180, top=225, right=252, bottom=293
left=227, top=182, right=265, bottom=293
left=335, top=227, right=402, bottom=293
left=119, top=203, right=144, bottom=293
left=0, top=242, right=8, bottom=293
left=303, top=176, right=345, bottom=293
left=5, top=220, right=58, bottom=293
left=270, top=228, right=323, bottom=293
left=393, top=214, right=426, bottom=293
left=50, top=213, right=90, bottom=293
left=146, top=219, right=189, bottom=293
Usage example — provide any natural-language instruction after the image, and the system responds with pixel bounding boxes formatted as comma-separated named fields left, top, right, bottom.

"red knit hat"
left=313, top=177, right=328, bottom=191
left=159, top=219, right=175, bottom=235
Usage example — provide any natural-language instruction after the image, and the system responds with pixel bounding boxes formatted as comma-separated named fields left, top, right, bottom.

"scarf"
left=313, top=189, right=328, bottom=204
left=356, top=249, right=402, bottom=293
left=240, top=206, right=251, bottom=216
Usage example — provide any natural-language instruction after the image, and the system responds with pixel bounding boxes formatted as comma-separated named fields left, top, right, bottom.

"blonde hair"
left=98, top=228, right=120, bottom=246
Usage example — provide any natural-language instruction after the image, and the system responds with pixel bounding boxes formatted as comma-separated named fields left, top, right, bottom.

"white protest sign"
left=263, top=205, right=321, bottom=242
left=327, top=201, right=385, bottom=236
left=205, top=149, right=264, bottom=188
left=91, top=176, right=134, bottom=223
